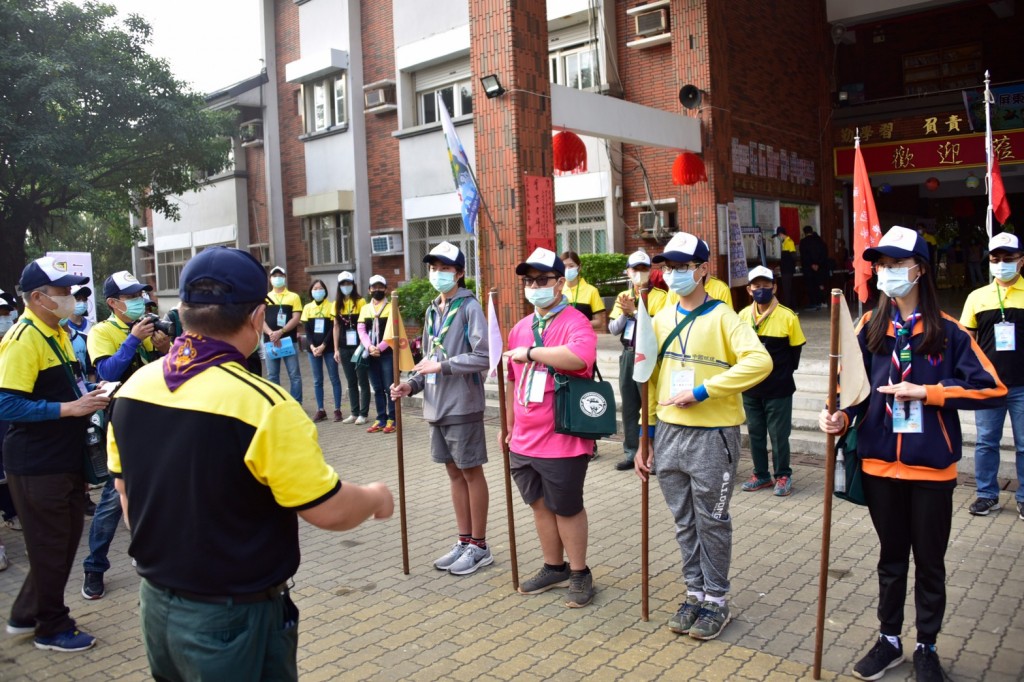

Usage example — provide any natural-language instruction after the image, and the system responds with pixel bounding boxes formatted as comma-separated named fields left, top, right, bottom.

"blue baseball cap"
left=652, top=232, right=711, bottom=264
left=19, top=257, right=90, bottom=291
left=179, top=246, right=269, bottom=305
left=863, top=225, right=930, bottom=262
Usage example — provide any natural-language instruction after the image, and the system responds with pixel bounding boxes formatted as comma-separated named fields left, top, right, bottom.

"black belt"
left=151, top=580, right=288, bottom=605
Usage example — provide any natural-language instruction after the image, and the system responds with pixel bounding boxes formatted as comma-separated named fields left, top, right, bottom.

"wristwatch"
left=526, top=347, right=535, bottom=362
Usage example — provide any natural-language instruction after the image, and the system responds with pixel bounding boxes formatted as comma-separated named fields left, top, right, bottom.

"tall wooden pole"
left=813, top=289, right=843, bottom=678
left=491, top=289, right=519, bottom=590
left=390, top=292, right=410, bottom=575
left=640, top=382, right=650, bottom=622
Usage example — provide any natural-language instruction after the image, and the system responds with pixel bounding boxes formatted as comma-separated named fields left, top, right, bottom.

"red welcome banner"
left=834, top=128, right=1024, bottom=177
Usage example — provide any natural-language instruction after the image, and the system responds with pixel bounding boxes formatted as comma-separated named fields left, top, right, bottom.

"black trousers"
left=618, top=348, right=640, bottom=458
left=7, top=471, right=86, bottom=637
left=862, top=472, right=955, bottom=644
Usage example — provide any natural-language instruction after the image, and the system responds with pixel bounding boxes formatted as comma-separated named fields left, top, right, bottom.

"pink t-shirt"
left=507, top=305, right=597, bottom=458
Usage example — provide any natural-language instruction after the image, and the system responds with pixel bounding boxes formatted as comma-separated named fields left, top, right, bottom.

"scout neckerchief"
left=106, top=316, right=155, bottom=364
left=750, top=298, right=779, bottom=334
left=163, top=332, right=245, bottom=392
left=884, top=307, right=920, bottom=428
left=427, top=294, right=465, bottom=359
left=516, top=298, right=568, bottom=406
left=22, top=318, right=83, bottom=398
left=369, top=299, right=389, bottom=345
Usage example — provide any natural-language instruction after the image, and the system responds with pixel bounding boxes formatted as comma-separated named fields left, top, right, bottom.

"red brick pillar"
left=469, top=0, right=552, bottom=325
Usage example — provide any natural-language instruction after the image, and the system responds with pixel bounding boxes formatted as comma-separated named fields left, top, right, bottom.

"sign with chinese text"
left=834, top=128, right=1024, bottom=177
left=524, top=175, right=555, bottom=253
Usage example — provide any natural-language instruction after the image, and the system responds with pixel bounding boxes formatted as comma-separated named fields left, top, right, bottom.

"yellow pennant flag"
left=382, top=298, right=416, bottom=372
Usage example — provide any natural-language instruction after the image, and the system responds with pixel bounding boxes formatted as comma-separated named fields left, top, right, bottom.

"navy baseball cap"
left=515, top=248, right=565, bottom=276
left=863, top=225, right=930, bottom=262
left=652, top=232, right=711, bottom=264
left=179, top=246, right=269, bottom=305
left=103, top=271, right=152, bottom=299
left=0, top=289, right=17, bottom=309
left=423, top=241, right=466, bottom=269
left=19, top=257, right=90, bottom=291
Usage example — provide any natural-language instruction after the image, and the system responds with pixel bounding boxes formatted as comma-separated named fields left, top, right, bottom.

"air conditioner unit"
left=363, top=80, right=397, bottom=111
left=371, top=234, right=404, bottom=255
left=635, top=9, right=668, bottom=37
left=639, top=210, right=668, bottom=233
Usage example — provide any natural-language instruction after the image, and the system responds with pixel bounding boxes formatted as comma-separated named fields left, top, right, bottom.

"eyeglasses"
left=989, top=255, right=1022, bottom=264
left=873, top=262, right=919, bottom=273
left=662, top=263, right=703, bottom=274
left=520, top=275, right=560, bottom=287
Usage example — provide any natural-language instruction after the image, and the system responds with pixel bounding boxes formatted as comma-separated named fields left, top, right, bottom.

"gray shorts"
left=429, top=421, right=488, bottom=469
left=509, top=452, right=589, bottom=517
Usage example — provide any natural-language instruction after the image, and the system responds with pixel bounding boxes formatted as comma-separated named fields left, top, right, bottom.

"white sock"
left=687, top=590, right=705, bottom=602
left=884, top=634, right=900, bottom=649
left=705, top=594, right=726, bottom=607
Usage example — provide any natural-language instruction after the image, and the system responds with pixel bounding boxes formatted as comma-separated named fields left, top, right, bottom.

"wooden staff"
left=640, top=382, right=650, bottom=622
left=492, top=289, right=519, bottom=590
left=813, top=289, right=843, bottom=679
left=390, top=292, right=410, bottom=575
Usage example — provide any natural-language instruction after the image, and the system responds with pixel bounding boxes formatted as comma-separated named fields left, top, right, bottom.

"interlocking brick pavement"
left=1, top=373, right=1022, bottom=681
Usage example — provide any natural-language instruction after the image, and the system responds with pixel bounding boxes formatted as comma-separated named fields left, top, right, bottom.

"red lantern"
left=552, top=131, right=587, bottom=174
left=672, top=152, right=707, bottom=186
left=925, top=177, right=940, bottom=191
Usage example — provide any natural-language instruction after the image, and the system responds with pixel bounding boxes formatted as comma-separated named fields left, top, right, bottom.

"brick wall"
left=245, top=141, right=269, bottom=255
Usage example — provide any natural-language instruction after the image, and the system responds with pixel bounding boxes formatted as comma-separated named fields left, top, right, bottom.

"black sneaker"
left=968, top=497, right=1001, bottom=516
left=615, top=458, right=634, bottom=471
left=565, top=570, right=594, bottom=608
left=83, top=495, right=96, bottom=517
left=518, top=564, right=570, bottom=595
left=81, top=572, right=105, bottom=600
left=1017, top=500, right=1024, bottom=521
left=913, top=645, right=943, bottom=682
left=853, top=636, right=904, bottom=680
left=667, top=595, right=702, bottom=634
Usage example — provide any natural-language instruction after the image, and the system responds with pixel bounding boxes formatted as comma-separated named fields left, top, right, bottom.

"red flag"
left=992, top=155, right=1012, bottom=225
left=852, top=140, right=882, bottom=303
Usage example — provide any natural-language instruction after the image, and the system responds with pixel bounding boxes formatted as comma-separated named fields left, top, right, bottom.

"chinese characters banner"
left=523, top=174, right=555, bottom=254
left=834, top=128, right=1024, bottom=177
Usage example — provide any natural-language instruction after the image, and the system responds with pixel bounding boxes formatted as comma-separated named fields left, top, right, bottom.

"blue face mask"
left=525, top=286, right=558, bottom=309
left=312, top=289, right=327, bottom=302
left=0, top=314, right=16, bottom=335
left=564, top=267, right=579, bottom=282
left=271, top=276, right=286, bottom=289
left=73, top=302, right=88, bottom=316
left=340, top=285, right=353, bottom=296
left=429, top=270, right=457, bottom=293
left=752, top=287, right=774, bottom=304
left=122, top=298, right=146, bottom=321
left=990, top=261, right=1019, bottom=283
left=665, top=268, right=699, bottom=296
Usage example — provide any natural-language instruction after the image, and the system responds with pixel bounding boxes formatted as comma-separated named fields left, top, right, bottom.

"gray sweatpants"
left=654, top=424, right=740, bottom=597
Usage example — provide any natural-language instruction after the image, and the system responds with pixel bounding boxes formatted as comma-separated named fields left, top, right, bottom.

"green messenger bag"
left=554, top=365, right=617, bottom=440
left=833, top=415, right=865, bottom=506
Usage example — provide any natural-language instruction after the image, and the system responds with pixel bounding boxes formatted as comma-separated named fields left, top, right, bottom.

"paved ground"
left=1, top=305, right=1021, bottom=681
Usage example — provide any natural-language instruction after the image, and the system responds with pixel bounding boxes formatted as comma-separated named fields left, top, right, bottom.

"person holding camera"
left=0, top=258, right=110, bottom=652
left=81, top=271, right=169, bottom=601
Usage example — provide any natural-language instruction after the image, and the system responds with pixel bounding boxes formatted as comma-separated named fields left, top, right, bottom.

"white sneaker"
left=2, top=517, right=21, bottom=531
left=448, top=544, right=494, bottom=576
left=433, top=542, right=468, bottom=571
left=341, top=415, right=357, bottom=424
left=354, top=416, right=367, bottom=425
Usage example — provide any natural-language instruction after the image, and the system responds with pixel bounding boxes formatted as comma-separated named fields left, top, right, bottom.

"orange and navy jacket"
left=840, top=310, right=1005, bottom=481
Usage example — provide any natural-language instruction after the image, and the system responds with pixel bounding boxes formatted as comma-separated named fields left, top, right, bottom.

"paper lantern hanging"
left=925, top=177, right=940, bottom=191
left=552, top=131, right=587, bottom=174
left=965, top=173, right=981, bottom=189
left=672, top=152, right=707, bottom=186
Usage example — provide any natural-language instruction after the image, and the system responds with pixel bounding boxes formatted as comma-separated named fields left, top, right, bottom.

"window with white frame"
left=419, top=80, right=473, bottom=125
left=303, top=73, right=347, bottom=134
left=303, top=213, right=353, bottom=266
left=555, top=200, right=607, bottom=254
left=549, top=44, right=600, bottom=91
left=407, top=216, right=477, bottom=278
left=156, top=248, right=191, bottom=291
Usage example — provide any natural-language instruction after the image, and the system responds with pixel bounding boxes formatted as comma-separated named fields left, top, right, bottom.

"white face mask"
left=665, top=268, right=699, bottom=296
left=630, top=271, right=650, bottom=287
left=42, top=292, right=77, bottom=320
left=877, top=266, right=920, bottom=299
left=0, top=314, right=16, bottom=335
left=525, top=286, right=558, bottom=309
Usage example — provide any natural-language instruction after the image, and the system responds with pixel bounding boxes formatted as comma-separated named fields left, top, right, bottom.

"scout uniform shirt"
left=301, top=300, right=335, bottom=354
left=358, top=299, right=392, bottom=350
left=265, top=289, right=303, bottom=341
left=335, top=297, right=365, bottom=350
left=565, top=277, right=606, bottom=321
left=609, top=287, right=668, bottom=348
left=737, top=300, right=806, bottom=399
left=961, top=276, right=1024, bottom=388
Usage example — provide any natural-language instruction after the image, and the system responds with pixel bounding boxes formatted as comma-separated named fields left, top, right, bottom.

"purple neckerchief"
left=163, top=332, right=246, bottom=392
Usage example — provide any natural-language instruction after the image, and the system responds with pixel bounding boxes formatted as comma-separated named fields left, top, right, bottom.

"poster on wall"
left=726, top=204, right=748, bottom=287
left=524, top=175, right=555, bottom=254
left=46, top=251, right=95, bottom=322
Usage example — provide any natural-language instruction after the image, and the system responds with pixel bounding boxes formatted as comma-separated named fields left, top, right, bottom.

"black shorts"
left=509, top=452, right=589, bottom=517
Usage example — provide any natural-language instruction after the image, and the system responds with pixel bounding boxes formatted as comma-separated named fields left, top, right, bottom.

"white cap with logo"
left=748, top=265, right=774, bottom=282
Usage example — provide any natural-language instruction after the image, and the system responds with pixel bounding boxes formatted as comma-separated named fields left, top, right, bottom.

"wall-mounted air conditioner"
left=363, top=80, right=397, bottom=113
left=639, top=210, right=668, bottom=233
left=371, top=233, right=404, bottom=255
left=634, top=9, right=667, bottom=37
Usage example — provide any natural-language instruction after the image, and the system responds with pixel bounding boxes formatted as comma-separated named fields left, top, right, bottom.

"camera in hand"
left=134, top=313, right=175, bottom=336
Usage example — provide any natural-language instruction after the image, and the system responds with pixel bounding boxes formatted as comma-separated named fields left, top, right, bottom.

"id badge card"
left=277, top=309, right=287, bottom=327
left=425, top=372, right=437, bottom=385
left=346, top=330, right=358, bottom=346
left=77, top=379, right=89, bottom=398
left=623, top=318, right=636, bottom=342
left=892, top=400, right=923, bottom=433
left=314, top=318, right=325, bottom=335
left=995, top=321, right=1016, bottom=352
left=528, top=372, right=547, bottom=403
left=670, top=367, right=695, bottom=396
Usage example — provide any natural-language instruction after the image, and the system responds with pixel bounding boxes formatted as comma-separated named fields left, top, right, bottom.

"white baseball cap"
left=515, top=248, right=565, bottom=276
left=337, top=271, right=355, bottom=283
left=748, top=265, right=774, bottom=282
left=627, top=250, right=652, bottom=268
left=368, top=274, right=387, bottom=286
left=652, top=232, right=710, bottom=263
left=989, top=232, right=1022, bottom=254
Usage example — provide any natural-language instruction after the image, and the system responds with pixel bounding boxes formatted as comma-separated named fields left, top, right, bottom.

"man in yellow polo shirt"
left=108, top=247, right=393, bottom=680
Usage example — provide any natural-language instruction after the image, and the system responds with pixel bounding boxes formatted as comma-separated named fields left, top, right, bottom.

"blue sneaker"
left=34, top=628, right=96, bottom=652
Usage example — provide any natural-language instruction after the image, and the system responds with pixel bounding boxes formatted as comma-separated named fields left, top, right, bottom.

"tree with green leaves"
left=0, top=0, right=232, bottom=294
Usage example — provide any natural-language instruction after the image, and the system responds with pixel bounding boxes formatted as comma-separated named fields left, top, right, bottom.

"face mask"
left=877, top=267, right=919, bottom=299
left=73, top=302, right=88, bottom=316
left=312, top=289, right=327, bottom=302
left=665, top=268, right=698, bottom=296
left=630, top=271, right=650, bottom=287
left=122, top=297, right=146, bottom=321
left=271, top=276, right=286, bottom=289
left=990, top=261, right=1020, bottom=283
left=340, top=285, right=353, bottom=296
left=429, top=270, right=457, bottom=293
left=371, top=290, right=387, bottom=301
left=43, top=293, right=77, bottom=319
left=525, top=286, right=558, bottom=309
left=752, top=288, right=774, bottom=304
left=250, top=309, right=264, bottom=356
left=564, top=267, right=579, bottom=282
left=59, top=318, right=69, bottom=327
left=0, top=315, right=14, bottom=335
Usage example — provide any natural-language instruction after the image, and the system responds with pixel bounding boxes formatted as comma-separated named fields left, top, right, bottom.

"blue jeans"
left=267, top=350, right=302, bottom=403
left=974, top=384, right=1024, bottom=503
left=84, top=478, right=122, bottom=574
left=366, top=351, right=395, bottom=424
left=307, top=350, right=341, bottom=411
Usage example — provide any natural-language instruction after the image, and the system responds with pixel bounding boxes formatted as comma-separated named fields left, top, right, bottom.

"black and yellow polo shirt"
left=565, top=278, right=606, bottom=321
left=961, top=277, right=1024, bottom=387
left=87, top=315, right=158, bottom=381
left=108, top=360, right=341, bottom=593
left=266, top=289, right=303, bottom=341
left=334, top=297, right=365, bottom=349
left=0, top=309, right=88, bottom=475
left=301, top=300, right=336, bottom=353
left=738, top=302, right=806, bottom=399
left=359, top=299, right=391, bottom=346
